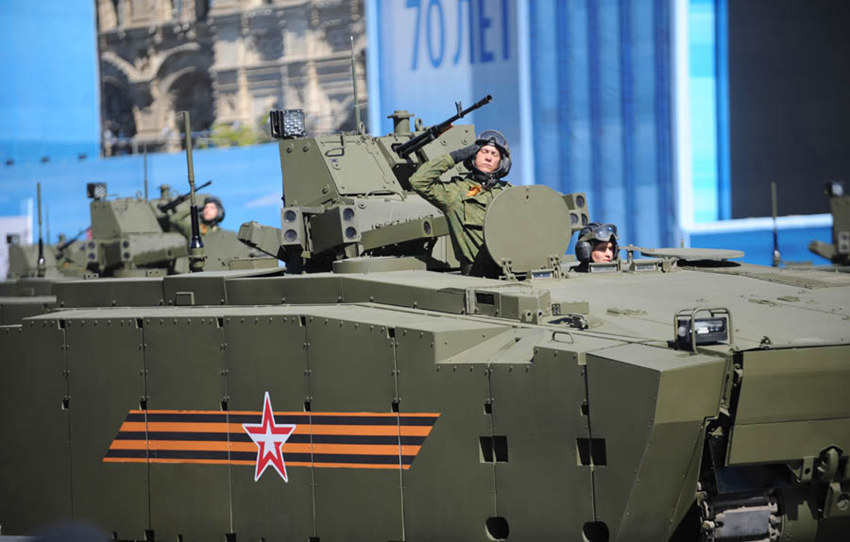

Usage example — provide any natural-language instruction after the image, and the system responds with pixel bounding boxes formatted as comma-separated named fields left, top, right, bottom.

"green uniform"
left=409, top=154, right=509, bottom=266
left=168, top=206, right=193, bottom=239
left=166, top=206, right=216, bottom=238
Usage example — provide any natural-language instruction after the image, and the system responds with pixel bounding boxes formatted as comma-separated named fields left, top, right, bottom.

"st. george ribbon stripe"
left=114, top=431, right=426, bottom=446
left=105, top=449, right=417, bottom=465
left=106, top=409, right=440, bottom=470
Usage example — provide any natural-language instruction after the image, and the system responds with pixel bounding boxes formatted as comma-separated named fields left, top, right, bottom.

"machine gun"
left=393, top=95, right=492, bottom=159
left=56, top=226, right=90, bottom=254
left=157, top=180, right=212, bottom=214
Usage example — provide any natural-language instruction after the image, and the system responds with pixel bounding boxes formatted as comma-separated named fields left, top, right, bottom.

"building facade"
left=97, top=0, right=366, bottom=154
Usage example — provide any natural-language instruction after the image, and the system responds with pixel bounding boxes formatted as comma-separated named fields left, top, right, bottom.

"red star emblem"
left=242, top=392, right=296, bottom=482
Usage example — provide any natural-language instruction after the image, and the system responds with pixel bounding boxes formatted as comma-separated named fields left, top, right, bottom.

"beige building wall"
left=97, top=0, right=366, bottom=155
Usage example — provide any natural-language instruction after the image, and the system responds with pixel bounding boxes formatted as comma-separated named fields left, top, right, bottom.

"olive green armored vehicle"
left=0, top=183, right=259, bottom=324
left=0, top=102, right=849, bottom=542
left=0, top=183, right=87, bottom=324
left=4, top=181, right=256, bottom=281
left=0, top=121, right=268, bottom=325
left=5, top=230, right=88, bottom=280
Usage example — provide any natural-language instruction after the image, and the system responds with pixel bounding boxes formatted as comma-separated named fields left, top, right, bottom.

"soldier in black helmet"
left=170, top=195, right=226, bottom=238
left=200, top=196, right=225, bottom=233
left=409, top=130, right=512, bottom=276
left=575, top=222, right=619, bottom=271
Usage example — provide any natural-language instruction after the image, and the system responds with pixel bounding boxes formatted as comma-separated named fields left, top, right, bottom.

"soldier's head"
left=469, top=130, right=512, bottom=180
left=575, top=223, right=619, bottom=264
left=201, top=196, right=225, bottom=227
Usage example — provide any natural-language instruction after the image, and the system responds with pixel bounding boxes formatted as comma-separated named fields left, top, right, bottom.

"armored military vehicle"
left=0, top=101, right=848, bottom=542
left=73, top=179, right=260, bottom=277
left=5, top=231, right=88, bottom=280
left=0, top=182, right=260, bottom=324
left=1, top=184, right=87, bottom=325
left=0, top=236, right=71, bottom=325
left=0, top=123, right=270, bottom=324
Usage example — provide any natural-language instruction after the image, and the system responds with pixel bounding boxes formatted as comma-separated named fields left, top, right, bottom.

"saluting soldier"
left=409, top=130, right=512, bottom=276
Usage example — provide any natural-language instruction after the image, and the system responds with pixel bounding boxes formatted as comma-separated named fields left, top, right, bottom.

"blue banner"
left=371, top=0, right=529, bottom=184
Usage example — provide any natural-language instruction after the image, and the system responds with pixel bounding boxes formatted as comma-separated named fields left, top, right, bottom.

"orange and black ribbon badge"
left=104, top=399, right=440, bottom=475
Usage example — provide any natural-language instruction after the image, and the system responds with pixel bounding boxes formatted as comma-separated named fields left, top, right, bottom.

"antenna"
left=350, top=35, right=361, bottom=132
left=182, top=111, right=206, bottom=272
left=771, top=181, right=780, bottom=267
left=36, top=182, right=46, bottom=277
left=144, top=144, right=149, bottom=200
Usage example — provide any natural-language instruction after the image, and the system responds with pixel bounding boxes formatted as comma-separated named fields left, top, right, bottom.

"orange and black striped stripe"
left=104, top=410, right=440, bottom=470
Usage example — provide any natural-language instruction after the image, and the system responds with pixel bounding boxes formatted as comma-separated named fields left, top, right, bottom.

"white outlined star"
left=242, top=392, right=296, bottom=482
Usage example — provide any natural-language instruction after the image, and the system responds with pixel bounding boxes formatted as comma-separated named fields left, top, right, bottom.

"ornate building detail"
left=96, top=0, right=366, bottom=155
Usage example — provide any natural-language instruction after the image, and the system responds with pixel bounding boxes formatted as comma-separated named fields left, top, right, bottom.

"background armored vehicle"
left=0, top=183, right=259, bottom=324
left=1, top=102, right=849, bottom=542
left=76, top=179, right=258, bottom=277
left=0, top=184, right=87, bottom=325
left=5, top=231, right=88, bottom=280
left=0, top=126, right=270, bottom=324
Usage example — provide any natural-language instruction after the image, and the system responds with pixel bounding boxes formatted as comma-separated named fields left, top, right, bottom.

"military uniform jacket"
left=409, top=154, right=510, bottom=265
left=168, top=207, right=215, bottom=238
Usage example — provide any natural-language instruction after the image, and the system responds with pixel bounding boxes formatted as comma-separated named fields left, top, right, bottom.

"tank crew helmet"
left=201, top=196, right=226, bottom=226
left=467, top=129, right=512, bottom=182
left=575, top=222, right=619, bottom=263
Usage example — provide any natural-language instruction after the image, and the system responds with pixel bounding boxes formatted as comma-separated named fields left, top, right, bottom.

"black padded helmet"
left=575, top=222, right=619, bottom=263
left=467, top=129, right=512, bottom=180
left=201, top=196, right=226, bottom=226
